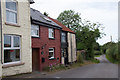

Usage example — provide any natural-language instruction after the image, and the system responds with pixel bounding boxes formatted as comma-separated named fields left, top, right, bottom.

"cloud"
left=31, top=0, right=118, bottom=45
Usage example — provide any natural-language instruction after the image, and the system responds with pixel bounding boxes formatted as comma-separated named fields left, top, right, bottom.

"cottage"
left=0, top=0, right=34, bottom=77
left=30, top=8, right=62, bottom=71
left=48, top=18, right=77, bottom=65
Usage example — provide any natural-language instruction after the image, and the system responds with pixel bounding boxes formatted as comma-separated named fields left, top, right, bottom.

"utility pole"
left=111, top=36, right=112, bottom=42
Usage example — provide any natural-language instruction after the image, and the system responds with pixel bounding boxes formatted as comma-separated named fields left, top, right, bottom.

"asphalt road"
left=8, top=55, right=118, bottom=78
left=40, top=55, right=118, bottom=78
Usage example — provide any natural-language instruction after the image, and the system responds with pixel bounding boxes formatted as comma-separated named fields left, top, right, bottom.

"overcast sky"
left=31, top=0, right=118, bottom=45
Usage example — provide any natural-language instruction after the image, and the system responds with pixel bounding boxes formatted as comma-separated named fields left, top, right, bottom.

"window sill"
left=5, top=22, right=20, bottom=27
left=2, top=62, right=25, bottom=68
left=49, top=38, right=55, bottom=40
left=49, top=58, right=56, bottom=60
left=32, top=36, right=40, bottom=38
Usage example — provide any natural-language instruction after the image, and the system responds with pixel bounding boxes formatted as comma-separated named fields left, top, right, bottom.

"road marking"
left=55, top=77, right=61, bottom=79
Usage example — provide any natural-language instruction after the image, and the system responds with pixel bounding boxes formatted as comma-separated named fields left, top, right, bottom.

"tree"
left=43, top=12, right=49, bottom=16
left=76, top=20, right=104, bottom=59
left=57, top=10, right=81, bottom=31
left=57, top=10, right=105, bottom=60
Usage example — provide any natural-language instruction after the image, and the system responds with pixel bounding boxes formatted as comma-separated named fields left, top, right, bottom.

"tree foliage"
left=102, top=42, right=120, bottom=63
left=57, top=10, right=105, bottom=60
left=43, top=12, right=49, bottom=16
left=57, top=10, right=81, bottom=30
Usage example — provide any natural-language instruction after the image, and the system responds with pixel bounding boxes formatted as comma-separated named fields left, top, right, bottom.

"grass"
left=94, top=55, right=101, bottom=57
left=43, top=60, right=99, bottom=73
left=91, top=59, right=100, bottom=63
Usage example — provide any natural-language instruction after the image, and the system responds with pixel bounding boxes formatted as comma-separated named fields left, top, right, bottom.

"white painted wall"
left=1, top=0, right=32, bottom=76
left=67, top=33, right=76, bottom=63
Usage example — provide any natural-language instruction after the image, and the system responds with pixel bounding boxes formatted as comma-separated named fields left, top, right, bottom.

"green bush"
left=77, top=52, right=84, bottom=63
left=94, top=51, right=102, bottom=55
left=106, top=43, right=119, bottom=63
left=43, top=64, right=67, bottom=72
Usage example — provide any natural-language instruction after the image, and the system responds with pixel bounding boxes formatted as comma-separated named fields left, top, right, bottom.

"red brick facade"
left=32, top=25, right=61, bottom=71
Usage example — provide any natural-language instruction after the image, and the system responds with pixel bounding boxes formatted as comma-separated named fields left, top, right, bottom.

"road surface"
left=40, top=55, right=118, bottom=78
left=8, top=55, right=118, bottom=78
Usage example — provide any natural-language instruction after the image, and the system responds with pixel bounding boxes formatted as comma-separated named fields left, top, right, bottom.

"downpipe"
left=0, top=0, right=3, bottom=64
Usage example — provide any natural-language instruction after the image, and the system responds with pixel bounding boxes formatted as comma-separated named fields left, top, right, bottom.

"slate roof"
left=48, top=17, right=75, bottom=34
left=30, top=8, right=62, bottom=29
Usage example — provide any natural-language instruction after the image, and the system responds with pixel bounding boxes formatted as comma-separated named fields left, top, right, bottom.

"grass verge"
left=106, top=54, right=119, bottom=64
left=94, top=55, right=101, bottom=57
left=43, top=60, right=99, bottom=73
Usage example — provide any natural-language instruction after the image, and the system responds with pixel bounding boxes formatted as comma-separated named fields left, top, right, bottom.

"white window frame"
left=6, top=0, right=17, bottom=24
left=4, top=35, right=21, bottom=64
left=31, top=24, right=39, bottom=37
left=49, top=28, right=54, bottom=38
left=49, top=48, right=54, bottom=59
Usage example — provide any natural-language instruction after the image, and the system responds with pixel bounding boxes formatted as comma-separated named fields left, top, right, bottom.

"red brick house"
left=30, top=8, right=62, bottom=71
left=48, top=17, right=77, bottom=65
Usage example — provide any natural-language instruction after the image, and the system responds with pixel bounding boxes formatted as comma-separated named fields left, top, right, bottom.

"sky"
left=30, top=0, right=118, bottom=45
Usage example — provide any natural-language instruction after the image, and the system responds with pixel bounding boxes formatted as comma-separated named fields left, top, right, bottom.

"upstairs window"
left=61, top=32, right=66, bottom=43
left=4, top=35, right=20, bottom=63
left=6, top=0, right=17, bottom=24
left=31, top=24, right=39, bottom=37
left=49, top=28, right=54, bottom=38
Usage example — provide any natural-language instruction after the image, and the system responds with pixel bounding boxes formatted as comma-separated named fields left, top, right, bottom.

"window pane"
left=6, top=0, right=17, bottom=11
left=49, top=52, right=53, bottom=58
left=49, top=48, right=53, bottom=52
left=4, top=49, right=20, bottom=63
left=62, top=36, right=66, bottom=42
left=4, top=35, right=11, bottom=47
left=62, top=32, right=65, bottom=36
left=6, top=10, right=17, bottom=23
left=49, top=28, right=54, bottom=38
left=14, top=36, right=20, bottom=47
left=31, top=25, right=39, bottom=37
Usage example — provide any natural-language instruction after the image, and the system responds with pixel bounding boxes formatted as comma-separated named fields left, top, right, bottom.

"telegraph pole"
left=110, top=36, right=112, bottom=42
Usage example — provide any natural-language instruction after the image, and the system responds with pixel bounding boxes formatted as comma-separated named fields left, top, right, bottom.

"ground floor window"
left=4, top=35, right=21, bottom=63
left=49, top=48, right=54, bottom=59
left=61, top=48, right=67, bottom=57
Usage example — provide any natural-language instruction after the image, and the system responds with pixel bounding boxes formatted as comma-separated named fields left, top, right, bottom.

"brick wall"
left=32, top=25, right=61, bottom=71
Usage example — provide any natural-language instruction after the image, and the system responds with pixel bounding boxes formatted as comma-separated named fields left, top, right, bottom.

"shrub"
left=106, top=43, right=119, bottom=63
left=43, top=63, right=67, bottom=72
left=94, top=51, right=101, bottom=55
left=77, top=52, right=84, bottom=63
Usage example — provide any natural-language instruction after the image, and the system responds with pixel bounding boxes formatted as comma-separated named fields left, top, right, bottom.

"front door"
left=32, top=48, right=40, bottom=71
left=61, top=48, right=68, bottom=65
left=64, top=49, right=68, bottom=64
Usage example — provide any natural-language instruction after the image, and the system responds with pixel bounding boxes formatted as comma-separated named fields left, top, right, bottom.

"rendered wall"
left=67, top=33, right=76, bottom=63
left=1, top=0, right=32, bottom=76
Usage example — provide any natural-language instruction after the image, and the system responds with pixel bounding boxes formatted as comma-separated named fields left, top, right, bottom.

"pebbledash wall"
left=68, top=33, right=76, bottom=63
left=1, top=0, right=32, bottom=76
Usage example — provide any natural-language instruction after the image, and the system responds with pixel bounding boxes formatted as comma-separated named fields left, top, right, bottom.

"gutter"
left=0, top=0, right=3, bottom=64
